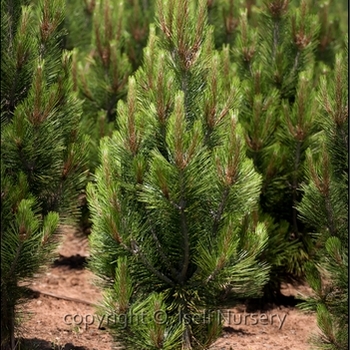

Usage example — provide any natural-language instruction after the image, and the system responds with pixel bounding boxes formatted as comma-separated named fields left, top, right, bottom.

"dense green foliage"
left=297, top=42, right=348, bottom=350
left=85, top=1, right=347, bottom=349
left=1, top=0, right=89, bottom=348
left=65, top=0, right=348, bottom=292
left=1, top=0, right=347, bottom=349
left=87, top=1, right=271, bottom=348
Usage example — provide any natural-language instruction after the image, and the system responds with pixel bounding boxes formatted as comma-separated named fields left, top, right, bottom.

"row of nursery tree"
left=1, top=0, right=348, bottom=349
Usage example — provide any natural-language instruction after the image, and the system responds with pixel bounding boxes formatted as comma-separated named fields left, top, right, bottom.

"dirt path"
left=18, top=226, right=319, bottom=350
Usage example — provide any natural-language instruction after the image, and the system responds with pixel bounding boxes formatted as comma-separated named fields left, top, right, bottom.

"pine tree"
left=62, top=0, right=95, bottom=55
left=225, top=0, right=336, bottom=296
left=70, top=0, right=127, bottom=171
left=206, top=0, right=242, bottom=48
left=1, top=1, right=89, bottom=348
left=297, top=40, right=348, bottom=350
left=69, top=0, right=150, bottom=233
left=203, top=0, right=348, bottom=301
left=87, top=0, right=270, bottom=348
left=311, top=0, right=348, bottom=66
left=123, top=0, right=155, bottom=70
left=71, top=0, right=153, bottom=170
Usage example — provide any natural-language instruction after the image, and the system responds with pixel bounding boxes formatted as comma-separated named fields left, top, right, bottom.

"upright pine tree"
left=87, top=0, right=269, bottom=348
left=62, top=0, right=95, bottom=54
left=1, top=1, right=89, bottom=348
left=66, top=0, right=157, bottom=172
left=227, top=0, right=330, bottom=296
left=70, top=0, right=138, bottom=232
left=71, top=0, right=149, bottom=170
left=297, top=40, right=348, bottom=350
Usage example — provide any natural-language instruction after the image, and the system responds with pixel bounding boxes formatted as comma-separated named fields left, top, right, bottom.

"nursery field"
left=19, top=226, right=318, bottom=350
left=3, top=1, right=347, bottom=349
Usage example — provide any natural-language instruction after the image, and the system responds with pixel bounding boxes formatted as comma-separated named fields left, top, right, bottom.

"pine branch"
left=149, top=223, right=181, bottom=282
left=292, top=139, right=302, bottom=236
left=125, top=239, right=175, bottom=287
left=179, top=173, right=190, bottom=284
left=212, top=187, right=229, bottom=236
left=272, top=20, right=281, bottom=60
left=325, top=192, right=336, bottom=237
left=6, top=242, right=23, bottom=281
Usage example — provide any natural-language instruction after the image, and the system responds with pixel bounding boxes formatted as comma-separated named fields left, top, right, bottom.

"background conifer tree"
left=87, top=0, right=270, bottom=348
left=68, top=0, right=155, bottom=232
left=297, top=41, right=348, bottom=350
left=1, top=1, right=89, bottom=348
left=62, top=0, right=95, bottom=54
left=311, top=0, right=348, bottom=66
left=226, top=0, right=337, bottom=297
left=70, top=0, right=154, bottom=172
left=200, top=0, right=348, bottom=302
left=72, top=0, right=132, bottom=168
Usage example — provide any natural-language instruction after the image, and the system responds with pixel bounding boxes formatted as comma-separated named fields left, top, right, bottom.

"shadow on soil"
left=242, top=293, right=304, bottom=312
left=222, top=326, right=253, bottom=336
left=220, top=284, right=305, bottom=313
left=19, top=338, right=88, bottom=350
left=52, top=254, right=87, bottom=269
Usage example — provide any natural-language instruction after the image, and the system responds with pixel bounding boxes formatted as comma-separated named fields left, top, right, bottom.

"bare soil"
left=17, top=225, right=319, bottom=350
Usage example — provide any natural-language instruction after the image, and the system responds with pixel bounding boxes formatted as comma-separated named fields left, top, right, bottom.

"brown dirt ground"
left=17, top=225, right=319, bottom=350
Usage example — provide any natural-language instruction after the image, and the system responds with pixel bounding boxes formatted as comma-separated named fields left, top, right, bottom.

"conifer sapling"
left=1, top=1, right=89, bottom=348
left=87, top=1, right=269, bottom=349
